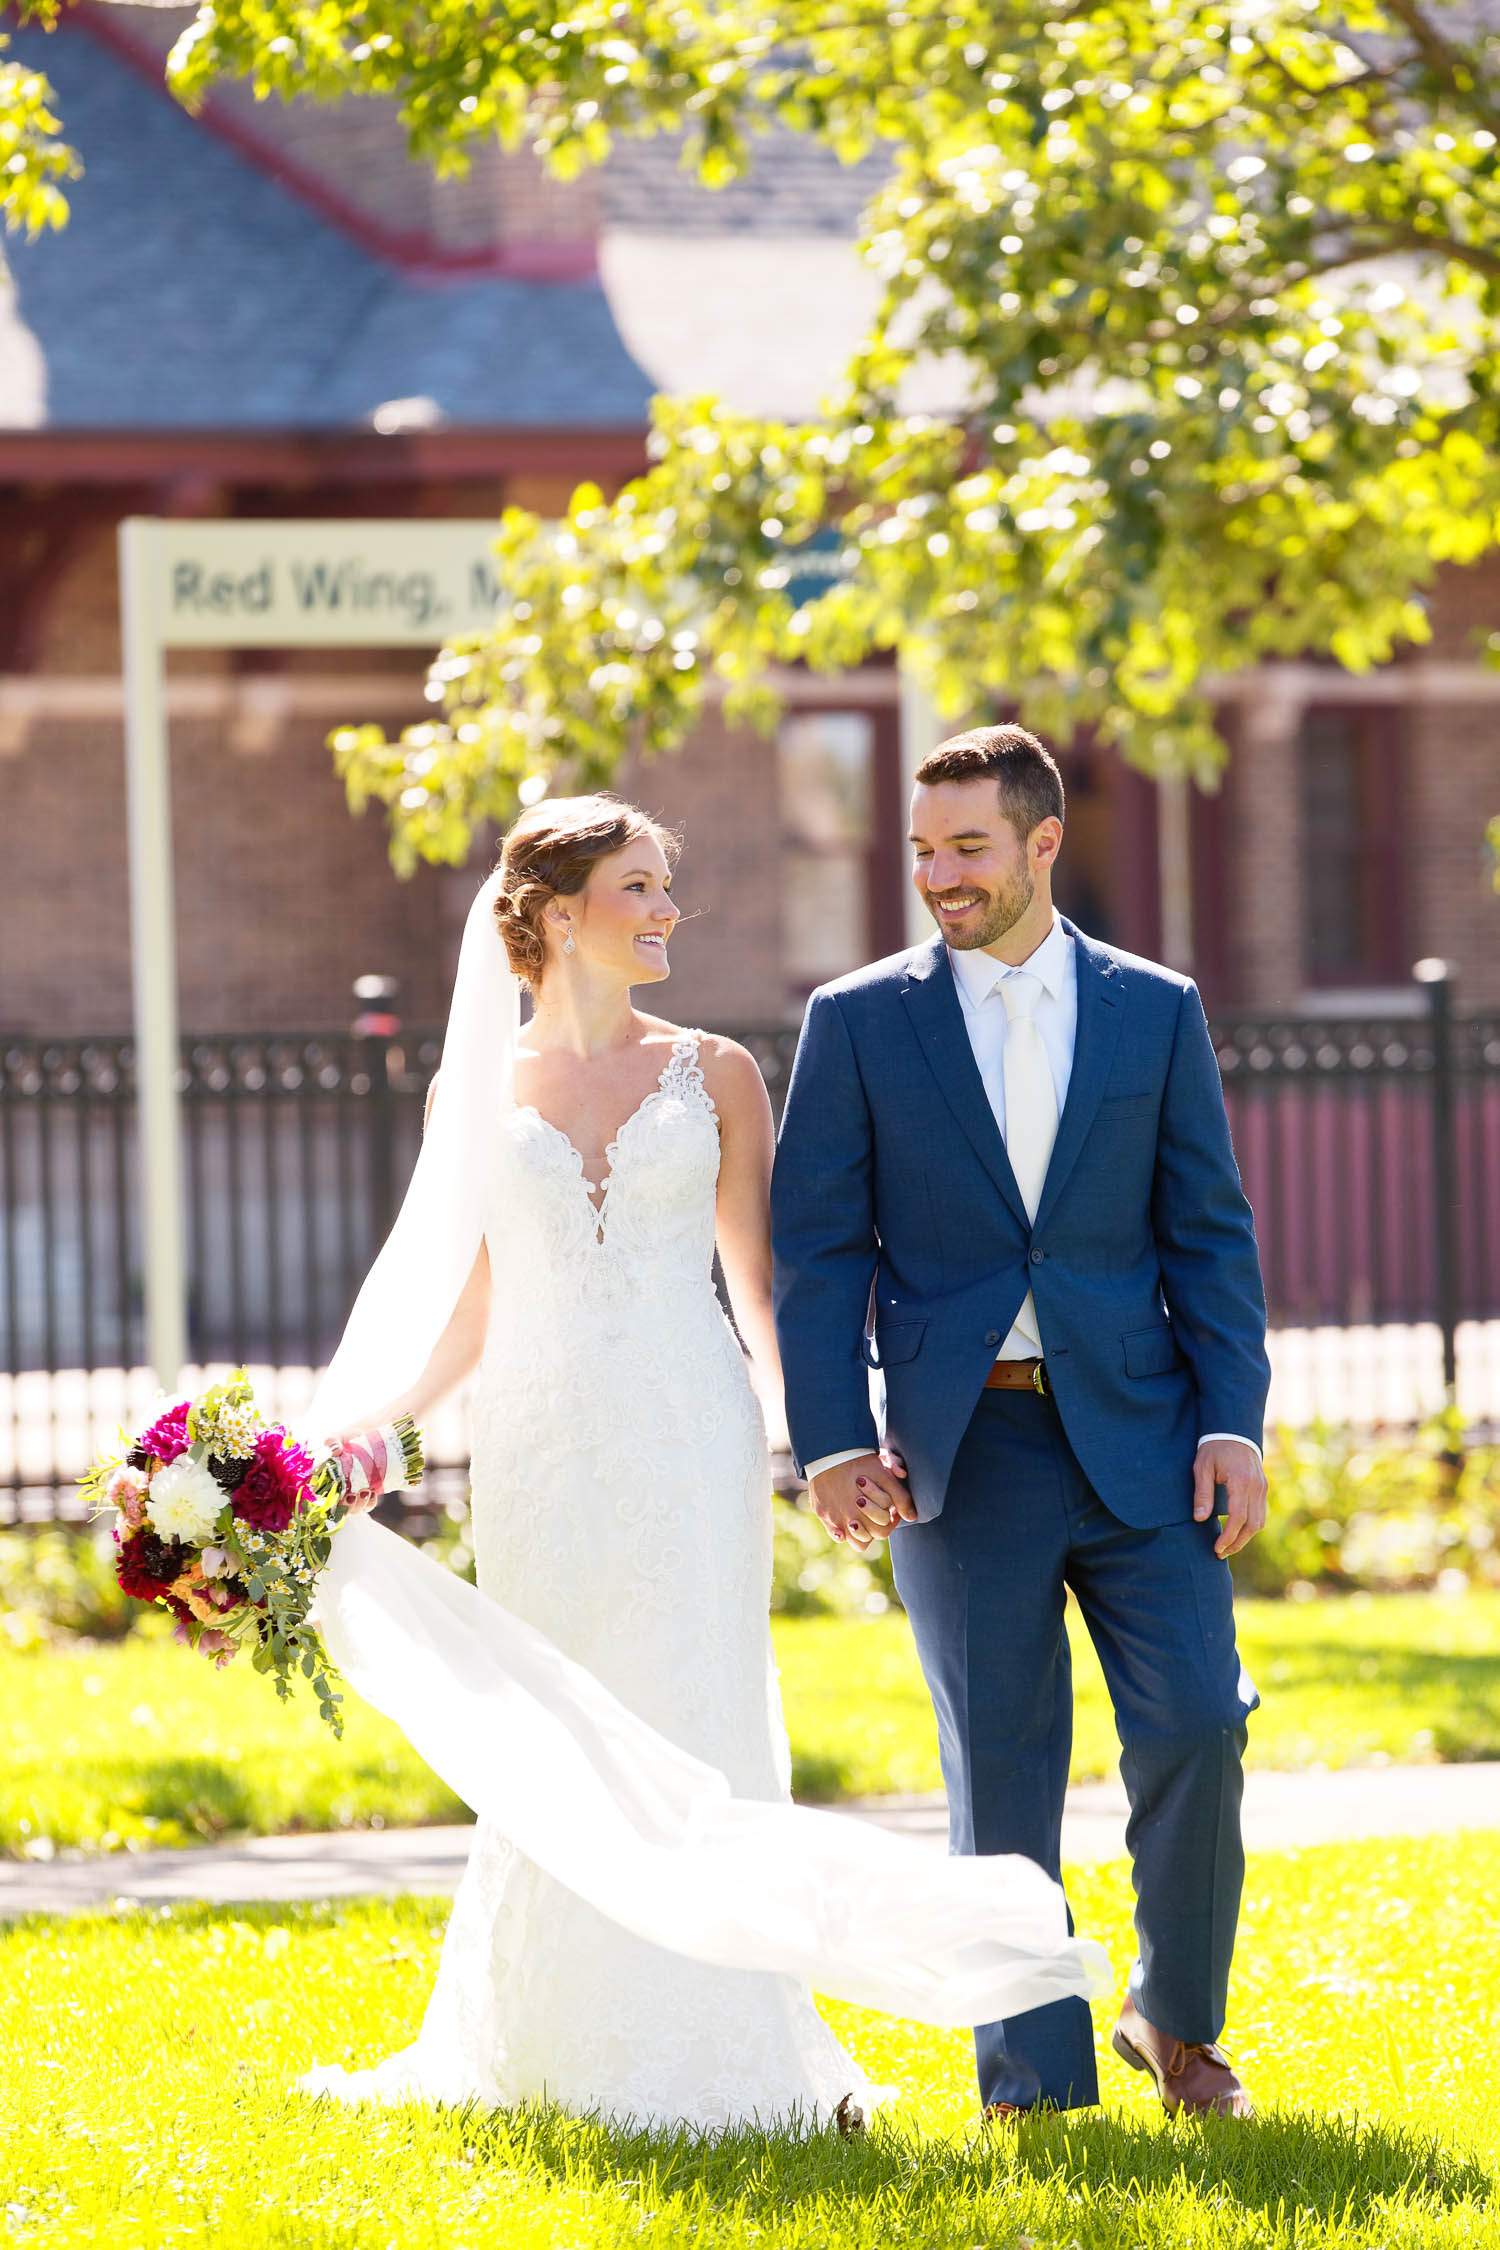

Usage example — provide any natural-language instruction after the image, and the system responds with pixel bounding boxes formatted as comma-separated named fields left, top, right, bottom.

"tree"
left=1, top=4, right=77, bottom=238
left=8, top=4, right=1499, bottom=870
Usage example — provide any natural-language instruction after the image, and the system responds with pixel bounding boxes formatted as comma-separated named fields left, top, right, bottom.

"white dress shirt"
left=803, top=912, right=1262, bottom=1481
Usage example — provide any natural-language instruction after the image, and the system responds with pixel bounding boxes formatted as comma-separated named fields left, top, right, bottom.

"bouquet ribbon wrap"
left=319, top=1420, right=422, bottom=1507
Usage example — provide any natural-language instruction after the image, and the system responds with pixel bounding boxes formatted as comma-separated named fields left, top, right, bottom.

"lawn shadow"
left=125, top=1756, right=264, bottom=1842
left=434, top=2095, right=1489, bottom=2231
left=998, top=2105, right=1491, bottom=2226
left=786, top=1748, right=856, bottom=1801
left=1246, top=1639, right=1500, bottom=1760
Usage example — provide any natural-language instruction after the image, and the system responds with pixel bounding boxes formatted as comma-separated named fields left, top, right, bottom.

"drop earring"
left=562, top=929, right=576, bottom=956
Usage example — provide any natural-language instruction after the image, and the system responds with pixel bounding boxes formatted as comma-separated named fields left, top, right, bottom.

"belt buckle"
left=1030, top=1359, right=1050, bottom=1397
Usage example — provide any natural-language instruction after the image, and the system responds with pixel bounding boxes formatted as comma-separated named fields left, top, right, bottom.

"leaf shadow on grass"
left=1243, top=1641, right=1500, bottom=1759
left=126, top=1757, right=266, bottom=1842
left=430, top=2096, right=1490, bottom=2233
left=15, top=1899, right=1489, bottom=2237
left=786, top=1749, right=855, bottom=1802
left=0, top=1757, right=265, bottom=1857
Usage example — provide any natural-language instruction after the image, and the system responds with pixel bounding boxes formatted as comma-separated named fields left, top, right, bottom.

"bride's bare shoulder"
left=632, top=1014, right=768, bottom=1110
left=693, top=1031, right=771, bottom=1124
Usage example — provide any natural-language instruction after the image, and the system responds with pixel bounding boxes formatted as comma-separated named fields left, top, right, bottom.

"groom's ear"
left=1029, top=815, right=1064, bottom=872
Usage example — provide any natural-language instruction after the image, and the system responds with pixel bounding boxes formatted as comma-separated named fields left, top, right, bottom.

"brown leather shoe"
left=1112, top=2000, right=1254, bottom=2118
left=834, top=2093, right=865, bottom=2136
left=983, top=2101, right=1025, bottom=2123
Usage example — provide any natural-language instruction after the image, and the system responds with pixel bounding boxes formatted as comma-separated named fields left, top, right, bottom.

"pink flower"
left=232, top=1430, right=315, bottom=1534
left=106, top=1466, right=148, bottom=1528
left=140, top=1401, right=190, bottom=1465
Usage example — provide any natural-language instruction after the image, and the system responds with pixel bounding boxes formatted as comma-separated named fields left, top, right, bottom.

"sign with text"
left=136, top=519, right=504, bottom=648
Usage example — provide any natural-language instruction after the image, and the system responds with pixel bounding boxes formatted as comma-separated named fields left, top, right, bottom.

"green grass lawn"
left=4, top=1591, right=1498, bottom=1858
left=3, top=1833, right=1496, bottom=2249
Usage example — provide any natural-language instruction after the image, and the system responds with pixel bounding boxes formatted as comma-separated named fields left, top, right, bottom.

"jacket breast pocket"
left=862, top=1318, right=927, bottom=1369
left=1099, top=1091, right=1158, bottom=1115
left=1121, top=1321, right=1183, bottom=1378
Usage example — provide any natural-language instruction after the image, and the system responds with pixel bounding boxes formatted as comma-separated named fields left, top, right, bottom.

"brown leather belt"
left=985, top=1356, right=1052, bottom=1396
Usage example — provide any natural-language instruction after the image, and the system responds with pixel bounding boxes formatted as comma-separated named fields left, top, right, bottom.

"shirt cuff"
left=803, top=1446, right=876, bottom=1483
left=1197, top=1431, right=1264, bottom=1465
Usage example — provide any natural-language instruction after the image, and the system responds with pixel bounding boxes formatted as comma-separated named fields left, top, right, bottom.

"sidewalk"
left=3, top=1762, right=1496, bottom=1921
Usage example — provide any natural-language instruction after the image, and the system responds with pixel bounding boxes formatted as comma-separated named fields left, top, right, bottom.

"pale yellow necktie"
left=1000, top=970, right=1058, bottom=1354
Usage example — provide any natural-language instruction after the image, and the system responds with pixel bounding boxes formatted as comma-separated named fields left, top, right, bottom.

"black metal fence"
left=2, top=975, right=1497, bottom=1518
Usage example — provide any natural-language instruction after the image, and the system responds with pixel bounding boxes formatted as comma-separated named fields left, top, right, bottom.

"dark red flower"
left=231, top=1429, right=314, bottom=1534
left=117, top=1526, right=192, bottom=1603
left=139, top=1400, right=190, bottom=1465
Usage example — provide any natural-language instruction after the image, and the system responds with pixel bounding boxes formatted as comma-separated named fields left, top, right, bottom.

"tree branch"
left=1390, top=222, right=1500, bottom=282
left=1379, top=0, right=1500, bottom=135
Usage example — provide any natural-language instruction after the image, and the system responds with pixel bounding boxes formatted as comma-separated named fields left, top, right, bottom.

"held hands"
left=1194, top=1439, right=1268, bottom=1559
left=319, top=1434, right=378, bottom=1516
left=808, top=1450, right=919, bottom=1552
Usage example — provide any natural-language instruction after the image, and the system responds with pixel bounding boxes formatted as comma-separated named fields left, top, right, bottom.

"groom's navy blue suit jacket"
left=770, top=919, right=1271, bottom=1529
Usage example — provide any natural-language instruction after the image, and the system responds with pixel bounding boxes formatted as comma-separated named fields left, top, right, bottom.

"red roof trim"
left=0, top=428, right=651, bottom=484
left=71, top=5, right=600, bottom=284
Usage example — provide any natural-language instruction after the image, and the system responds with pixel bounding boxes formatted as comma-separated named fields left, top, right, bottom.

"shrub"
left=0, top=1523, right=137, bottom=1647
left=9, top=1410, right=1496, bottom=1643
left=1237, top=1409, right=1499, bottom=1599
left=770, top=1494, right=897, bottom=1617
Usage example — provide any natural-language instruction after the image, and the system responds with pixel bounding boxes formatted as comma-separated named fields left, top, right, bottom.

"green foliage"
left=12, top=1412, right=1499, bottom=1663
left=10, top=5, right=1500, bottom=853
left=1243, top=1410, right=1500, bottom=1599
left=2, top=1838, right=1497, bottom=2247
left=5, top=1586, right=1498, bottom=1853
left=0, top=1524, right=134, bottom=1648
left=174, top=0, right=1498, bottom=864
left=0, top=8, right=78, bottom=238
left=771, top=1493, right=896, bottom=1618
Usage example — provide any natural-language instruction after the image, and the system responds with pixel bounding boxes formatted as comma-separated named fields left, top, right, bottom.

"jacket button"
left=984, top=1330, right=1001, bottom=1346
left=1029, top=1248, right=1045, bottom=1265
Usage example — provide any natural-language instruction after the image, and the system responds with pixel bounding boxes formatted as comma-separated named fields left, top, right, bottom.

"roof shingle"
left=0, top=22, right=655, bottom=432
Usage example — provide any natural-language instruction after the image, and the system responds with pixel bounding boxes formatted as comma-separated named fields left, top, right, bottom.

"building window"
left=779, top=710, right=876, bottom=1005
left=1298, top=705, right=1408, bottom=988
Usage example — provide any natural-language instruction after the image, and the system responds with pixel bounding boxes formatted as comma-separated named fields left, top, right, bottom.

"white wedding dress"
left=300, top=1030, right=877, bottom=2129
left=296, top=968, right=1108, bottom=2132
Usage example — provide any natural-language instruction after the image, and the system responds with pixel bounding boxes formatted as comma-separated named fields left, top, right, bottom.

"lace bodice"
left=486, top=1029, right=722, bottom=1304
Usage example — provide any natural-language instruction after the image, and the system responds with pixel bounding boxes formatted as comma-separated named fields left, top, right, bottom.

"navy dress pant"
left=889, top=1384, right=1259, bottom=2111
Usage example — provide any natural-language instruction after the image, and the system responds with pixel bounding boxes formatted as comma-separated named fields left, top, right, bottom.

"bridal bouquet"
left=80, top=1369, right=423, bottom=1737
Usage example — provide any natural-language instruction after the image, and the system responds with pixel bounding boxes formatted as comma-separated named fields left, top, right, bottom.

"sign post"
left=117, top=516, right=503, bottom=1390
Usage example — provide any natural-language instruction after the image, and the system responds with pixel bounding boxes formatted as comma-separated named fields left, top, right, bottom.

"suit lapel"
left=1031, top=916, right=1125, bottom=1235
left=899, top=937, right=1030, bottom=1231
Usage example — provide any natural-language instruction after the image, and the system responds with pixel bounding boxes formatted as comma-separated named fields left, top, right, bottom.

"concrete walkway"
left=3, top=1762, right=1496, bottom=1921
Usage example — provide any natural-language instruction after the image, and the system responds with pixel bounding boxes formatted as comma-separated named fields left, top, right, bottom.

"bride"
left=292, top=791, right=1108, bottom=2132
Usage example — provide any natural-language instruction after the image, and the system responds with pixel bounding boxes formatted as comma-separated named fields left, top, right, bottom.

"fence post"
left=352, top=975, right=401, bottom=1249
left=1414, top=957, right=1461, bottom=1439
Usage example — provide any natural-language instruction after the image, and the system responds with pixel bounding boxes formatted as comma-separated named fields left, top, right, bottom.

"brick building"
left=2, top=1, right=1497, bottom=1047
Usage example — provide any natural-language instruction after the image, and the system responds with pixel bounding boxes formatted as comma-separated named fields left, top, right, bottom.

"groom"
left=770, top=724, right=1269, bottom=2120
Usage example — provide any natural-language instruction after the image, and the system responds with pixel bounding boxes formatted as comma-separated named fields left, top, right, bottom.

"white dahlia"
left=145, top=1456, right=229, bottom=1545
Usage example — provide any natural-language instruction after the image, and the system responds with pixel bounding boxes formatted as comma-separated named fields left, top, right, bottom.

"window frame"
left=1297, top=699, right=1410, bottom=991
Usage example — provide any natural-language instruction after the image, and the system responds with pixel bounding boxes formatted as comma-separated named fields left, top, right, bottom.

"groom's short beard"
left=938, top=867, right=1034, bottom=950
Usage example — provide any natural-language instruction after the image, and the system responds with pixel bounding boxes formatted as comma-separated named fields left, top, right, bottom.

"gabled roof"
left=0, top=20, right=656, bottom=432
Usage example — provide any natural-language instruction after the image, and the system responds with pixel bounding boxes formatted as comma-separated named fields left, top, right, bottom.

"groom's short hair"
left=915, top=724, right=1066, bottom=842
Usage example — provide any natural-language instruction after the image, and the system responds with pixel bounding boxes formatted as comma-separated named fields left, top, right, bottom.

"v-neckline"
left=512, top=1038, right=692, bottom=1235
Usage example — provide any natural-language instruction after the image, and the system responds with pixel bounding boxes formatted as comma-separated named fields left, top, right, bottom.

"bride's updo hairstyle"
left=493, top=792, right=681, bottom=991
